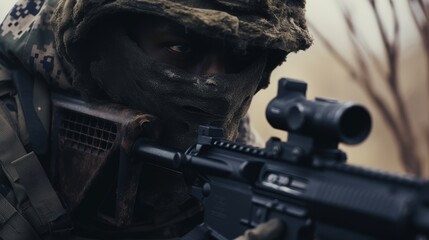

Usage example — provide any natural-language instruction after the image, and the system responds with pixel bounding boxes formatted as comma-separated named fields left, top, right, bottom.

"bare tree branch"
left=370, top=0, right=417, bottom=148
left=408, top=0, right=429, bottom=161
left=310, top=0, right=425, bottom=176
left=338, top=2, right=386, bottom=79
left=308, top=22, right=359, bottom=80
left=409, top=0, right=429, bottom=99
left=369, top=0, right=397, bottom=85
left=390, top=0, right=400, bottom=52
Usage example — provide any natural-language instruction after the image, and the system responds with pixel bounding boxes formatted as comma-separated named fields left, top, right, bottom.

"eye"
left=168, top=44, right=192, bottom=54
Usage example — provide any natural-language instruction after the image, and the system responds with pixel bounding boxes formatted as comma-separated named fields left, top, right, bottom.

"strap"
left=0, top=100, right=72, bottom=236
left=0, top=69, right=14, bottom=98
left=12, top=152, right=72, bottom=234
left=0, top=67, right=30, bottom=146
left=0, top=192, right=40, bottom=240
left=0, top=72, right=10, bottom=82
left=12, top=69, right=48, bottom=156
left=0, top=112, right=28, bottom=205
left=0, top=68, right=11, bottom=82
left=0, top=100, right=19, bottom=138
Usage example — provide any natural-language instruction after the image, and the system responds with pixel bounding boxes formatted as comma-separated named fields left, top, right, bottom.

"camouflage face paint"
left=89, top=23, right=266, bottom=149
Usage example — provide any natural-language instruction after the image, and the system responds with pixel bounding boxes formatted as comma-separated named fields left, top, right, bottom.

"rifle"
left=50, top=78, right=429, bottom=239
left=132, top=78, right=429, bottom=240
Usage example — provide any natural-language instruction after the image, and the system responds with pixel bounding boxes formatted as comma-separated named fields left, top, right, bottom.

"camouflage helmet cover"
left=53, top=0, right=312, bottom=68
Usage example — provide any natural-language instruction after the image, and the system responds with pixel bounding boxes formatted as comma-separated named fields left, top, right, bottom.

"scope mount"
left=195, top=78, right=371, bottom=166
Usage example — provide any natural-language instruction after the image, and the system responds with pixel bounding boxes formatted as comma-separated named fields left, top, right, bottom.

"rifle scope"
left=266, top=78, right=372, bottom=145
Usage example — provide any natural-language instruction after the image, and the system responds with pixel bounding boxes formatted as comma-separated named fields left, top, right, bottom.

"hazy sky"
left=0, top=1, right=15, bottom=21
left=308, top=0, right=419, bottom=52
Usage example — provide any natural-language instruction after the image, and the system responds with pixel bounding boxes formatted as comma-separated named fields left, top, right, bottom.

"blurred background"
left=249, top=0, right=429, bottom=177
left=1, top=0, right=428, bottom=177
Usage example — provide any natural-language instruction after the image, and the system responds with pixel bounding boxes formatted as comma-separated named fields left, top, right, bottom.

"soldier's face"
left=90, top=15, right=267, bottom=149
left=130, top=16, right=262, bottom=75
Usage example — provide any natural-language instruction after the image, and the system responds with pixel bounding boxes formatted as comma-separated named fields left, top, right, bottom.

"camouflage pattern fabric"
left=0, top=0, right=72, bottom=90
left=52, top=0, right=311, bottom=55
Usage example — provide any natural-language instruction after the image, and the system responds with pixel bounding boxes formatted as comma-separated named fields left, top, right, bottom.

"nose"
left=200, top=53, right=226, bottom=75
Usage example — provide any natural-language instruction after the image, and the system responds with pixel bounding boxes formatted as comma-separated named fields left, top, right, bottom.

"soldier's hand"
left=234, top=219, right=285, bottom=240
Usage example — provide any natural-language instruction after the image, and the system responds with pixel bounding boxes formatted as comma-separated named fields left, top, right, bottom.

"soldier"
left=0, top=0, right=311, bottom=239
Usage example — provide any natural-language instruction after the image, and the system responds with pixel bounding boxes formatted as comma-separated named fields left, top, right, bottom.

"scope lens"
left=339, top=106, right=371, bottom=144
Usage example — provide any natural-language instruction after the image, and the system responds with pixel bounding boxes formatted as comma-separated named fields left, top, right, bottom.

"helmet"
left=54, top=0, right=310, bottom=53
left=52, top=0, right=312, bottom=94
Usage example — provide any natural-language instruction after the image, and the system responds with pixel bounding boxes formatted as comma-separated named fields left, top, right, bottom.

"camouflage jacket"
left=0, top=1, right=74, bottom=239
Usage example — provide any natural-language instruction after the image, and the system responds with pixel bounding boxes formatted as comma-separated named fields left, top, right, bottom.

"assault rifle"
left=51, top=78, right=429, bottom=239
left=132, top=79, right=429, bottom=240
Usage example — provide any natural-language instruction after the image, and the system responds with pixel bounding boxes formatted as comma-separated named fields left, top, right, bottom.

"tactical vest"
left=0, top=67, right=72, bottom=240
